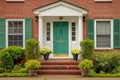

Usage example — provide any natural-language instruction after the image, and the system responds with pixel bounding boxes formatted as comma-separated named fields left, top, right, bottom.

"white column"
left=39, top=16, right=43, bottom=48
left=78, top=16, right=83, bottom=60
left=78, top=16, right=83, bottom=49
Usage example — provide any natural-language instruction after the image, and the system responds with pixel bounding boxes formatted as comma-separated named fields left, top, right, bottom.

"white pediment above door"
left=33, top=1, right=88, bottom=16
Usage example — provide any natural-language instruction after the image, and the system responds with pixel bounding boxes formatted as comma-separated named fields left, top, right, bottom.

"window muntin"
left=96, top=21, right=111, bottom=48
left=46, top=22, right=51, bottom=41
left=8, top=21, right=23, bottom=47
left=71, top=22, right=76, bottom=41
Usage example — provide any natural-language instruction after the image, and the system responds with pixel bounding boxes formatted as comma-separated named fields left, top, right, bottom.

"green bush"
left=80, top=39, right=94, bottom=59
left=0, top=73, right=27, bottom=77
left=0, top=52, right=14, bottom=72
left=25, top=39, right=40, bottom=60
left=11, top=64, right=27, bottom=73
left=93, top=51, right=120, bottom=73
left=0, top=46, right=24, bottom=60
left=89, top=69, right=120, bottom=77
left=25, top=60, right=41, bottom=70
left=78, top=59, right=93, bottom=70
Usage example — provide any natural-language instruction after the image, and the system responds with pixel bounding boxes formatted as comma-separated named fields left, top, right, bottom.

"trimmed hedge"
left=80, top=39, right=94, bottom=59
left=0, top=73, right=27, bottom=77
left=89, top=70, right=120, bottom=77
left=25, top=39, right=40, bottom=60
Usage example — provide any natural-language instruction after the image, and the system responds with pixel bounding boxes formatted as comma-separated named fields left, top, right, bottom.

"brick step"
left=37, top=70, right=81, bottom=75
left=41, top=65, right=79, bottom=70
left=40, top=60, right=79, bottom=65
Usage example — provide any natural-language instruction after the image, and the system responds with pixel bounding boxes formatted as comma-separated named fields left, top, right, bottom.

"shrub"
left=80, top=39, right=94, bottom=59
left=25, top=60, right=41, bottom=70
left=25, top=39, right=40, bottom=60
left=78, top=59, right=93, bottom=70
left=93, top=51, right=120, bottom=73
left=89, top=69, right=120, bottom=77
left=0, top=73, right=27, bottom=77
left=11, top=64, right=27, bottom=73
left=0, top=52, right=14, bottom=72
left=0, top=46, right=24, bottom=60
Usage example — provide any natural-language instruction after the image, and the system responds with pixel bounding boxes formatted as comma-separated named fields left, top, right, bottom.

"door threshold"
left=53, top=54, right=69, bottom=57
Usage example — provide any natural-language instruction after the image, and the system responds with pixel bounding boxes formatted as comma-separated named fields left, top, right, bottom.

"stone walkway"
left=0, top=76, right=120, bottom=80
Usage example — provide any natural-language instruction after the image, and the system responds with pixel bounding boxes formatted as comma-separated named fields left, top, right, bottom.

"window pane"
left=97, top=35, right=111, bottom=48
left=8, top=21, right=23, bottom=47
left=72, top=37, right=76, bottom=41
left=96, top=21, right=111, bottom=48
left=96, top=21, right=111, bottom=35
left=72, top=27, right=75, bottom=31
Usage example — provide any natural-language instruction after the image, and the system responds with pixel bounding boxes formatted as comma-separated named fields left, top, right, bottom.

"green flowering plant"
left=25, top=60, right=41, bottom=70
left=78, top=59, right=93, bottom=70
left=71, top=48, right=81, bottom=54
left=40, top=46, right=52, bottom=55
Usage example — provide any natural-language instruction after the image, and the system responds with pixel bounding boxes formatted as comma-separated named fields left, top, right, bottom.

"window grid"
left=8, top=21, right=23, bottom=47
left=46, top=22, right=51, bottom=41
left=96, top=21, right=111, bottom=48
left=71, top=22, right=76, bottom=41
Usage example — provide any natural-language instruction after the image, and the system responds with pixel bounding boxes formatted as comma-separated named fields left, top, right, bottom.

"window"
left=46, top=22, right=51, bottom=41
left=71, top=22, right=76, bottom=41
left=95, top=20, right=112, bottom=49
left=7, top=19, right=24, bottom=47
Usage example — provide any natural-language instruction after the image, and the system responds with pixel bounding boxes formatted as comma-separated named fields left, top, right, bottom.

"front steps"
left=37, top=59, right=81, bottom=75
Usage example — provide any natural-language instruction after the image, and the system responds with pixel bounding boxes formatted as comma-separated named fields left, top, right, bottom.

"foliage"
left=0, top=52, right=14, bottom=72
left=40, top=46, right=52, bottom=55
left=11, top=64, right=27, bottom=73
left=93, top=51, right=120, bottom=73
left=25, top=39, right=40, bottom=60
left=25, top=60, right=41, bottom=70
left=78, top=59, right=93, bottom=70
left=0, top=46, right=24, bottom=60
left=89, top=69, right=120, bottom=77
left=71, top=48, right=81, bottom=54
left=0, top=73, right=27, bottom=77
left=80, top=39, right=94, bottom=59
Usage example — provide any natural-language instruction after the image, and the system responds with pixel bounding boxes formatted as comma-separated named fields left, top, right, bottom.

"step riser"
left=38, top=59, right=81, bottom=75
left=41, top=65, right=79, bottom=70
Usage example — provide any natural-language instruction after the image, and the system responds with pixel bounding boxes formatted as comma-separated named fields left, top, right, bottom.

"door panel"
left=53, top=22, right=69, bottom=54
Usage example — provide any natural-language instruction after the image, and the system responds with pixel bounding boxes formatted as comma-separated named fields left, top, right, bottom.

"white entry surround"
left=33, top=1, right=88, bottom=58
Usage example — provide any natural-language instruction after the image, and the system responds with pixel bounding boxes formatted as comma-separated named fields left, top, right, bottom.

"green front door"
left=53, top=22, right=69, bottom=57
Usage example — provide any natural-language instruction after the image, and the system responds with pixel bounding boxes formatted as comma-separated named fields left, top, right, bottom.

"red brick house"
left=0, top=0, right=120, bottom=59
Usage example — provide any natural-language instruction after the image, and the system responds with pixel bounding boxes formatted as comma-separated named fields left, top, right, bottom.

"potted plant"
left=25, top=60, right=41, bottom=76
left=41, top=46, right=52, bottom=60
left=71, top=48, right=81, bottom=61
left=78, top=59, right=93, bottom=76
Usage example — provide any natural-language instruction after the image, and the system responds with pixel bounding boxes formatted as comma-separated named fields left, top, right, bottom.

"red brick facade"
left=0, top=0, right=120, bottom=40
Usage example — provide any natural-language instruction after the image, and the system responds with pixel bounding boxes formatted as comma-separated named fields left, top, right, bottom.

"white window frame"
left=6, top=19, right=25, bottom=48
left=94, top=19, right=113, bottom=49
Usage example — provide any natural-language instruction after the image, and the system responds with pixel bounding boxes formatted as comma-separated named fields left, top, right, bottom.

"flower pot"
left=72, top=54, right=78, bottom=61
left=81, top=70, right=89, bottom=77
left=43, top=54, right=49, bottom=60
left=28, top=68, right=37, bottom=76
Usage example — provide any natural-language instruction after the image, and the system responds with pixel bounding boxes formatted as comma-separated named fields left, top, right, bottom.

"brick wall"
left=0, top=0, right=120, bottom=40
